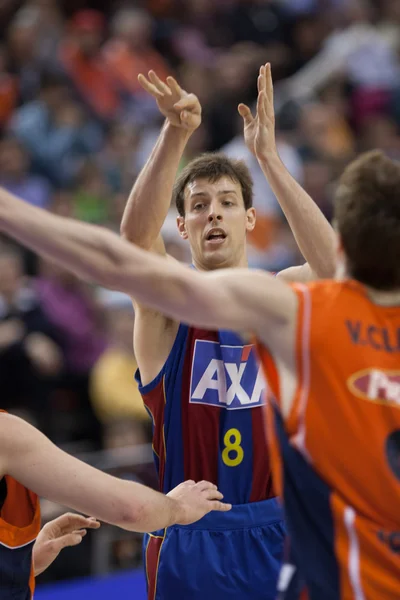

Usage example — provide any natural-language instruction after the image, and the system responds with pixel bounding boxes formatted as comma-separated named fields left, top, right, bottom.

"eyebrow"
left=190, top=190, right=238, bottom=198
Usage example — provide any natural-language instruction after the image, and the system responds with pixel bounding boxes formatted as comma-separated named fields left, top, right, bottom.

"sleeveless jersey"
left=0, top=412, right=41, bottom=599
left=256, top=280, right=400, bottom=600
left=136, top=325, right=274, bottom=504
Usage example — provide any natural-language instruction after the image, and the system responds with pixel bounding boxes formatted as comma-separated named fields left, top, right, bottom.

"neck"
left=192, top=253, right=248, bottom=272
left=335, top=267, right=400, bottom=306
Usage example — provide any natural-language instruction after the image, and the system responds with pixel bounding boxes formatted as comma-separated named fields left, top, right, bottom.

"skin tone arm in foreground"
left=0, top=412, right=230, bottom=534
left=121, top=65, right=336, bottom=281
left=0, top=188, right=298, bottom=404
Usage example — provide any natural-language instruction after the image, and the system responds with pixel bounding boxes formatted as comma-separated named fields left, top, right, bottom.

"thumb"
left=238, top=103, right=254, bottom=126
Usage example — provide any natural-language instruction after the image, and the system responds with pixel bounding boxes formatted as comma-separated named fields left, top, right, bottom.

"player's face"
left=177, top=176, right=256, bottom=270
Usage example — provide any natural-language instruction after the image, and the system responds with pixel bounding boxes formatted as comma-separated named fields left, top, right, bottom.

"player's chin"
left=202, top=248, right=231, bottom=268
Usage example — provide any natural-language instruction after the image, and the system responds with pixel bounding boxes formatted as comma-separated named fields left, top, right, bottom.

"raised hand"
left=167, top=480, right=231, bottom=525
left=33, top=513, right=100, bottom=576
left=238, top=63, right=276, bottom=160
left=138, top=70, right=201, bottom=132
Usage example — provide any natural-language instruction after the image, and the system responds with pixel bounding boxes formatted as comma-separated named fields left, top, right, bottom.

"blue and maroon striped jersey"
left=136, top=325, right=274, bottom=505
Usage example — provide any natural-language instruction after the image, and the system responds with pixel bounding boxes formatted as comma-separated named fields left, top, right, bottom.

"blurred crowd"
left=0, top=0, right=400, bottom=579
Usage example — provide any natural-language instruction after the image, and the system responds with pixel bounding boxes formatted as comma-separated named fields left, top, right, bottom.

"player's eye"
left=193, top=203, right=205, bottom=210
left=222, top=200, right=234, bottom=207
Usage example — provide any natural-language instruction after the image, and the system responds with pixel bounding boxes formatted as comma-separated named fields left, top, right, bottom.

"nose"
left=207, top=208, right=223, bottom=223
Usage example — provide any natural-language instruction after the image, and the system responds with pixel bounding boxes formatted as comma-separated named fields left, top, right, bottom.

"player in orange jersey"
left=0, top=83, right=399, bottom=598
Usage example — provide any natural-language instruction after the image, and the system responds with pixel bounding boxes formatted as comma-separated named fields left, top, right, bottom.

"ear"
left=246, top=208, right=256, bottom=233
left=177, top=215, right=188, bottom=240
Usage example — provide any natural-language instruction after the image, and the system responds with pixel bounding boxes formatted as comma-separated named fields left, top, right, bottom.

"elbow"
left=117, top=501, right=151, bottom=533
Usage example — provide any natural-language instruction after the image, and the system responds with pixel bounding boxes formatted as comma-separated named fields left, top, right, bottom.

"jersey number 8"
left=222, top=428, right=244, bottom=467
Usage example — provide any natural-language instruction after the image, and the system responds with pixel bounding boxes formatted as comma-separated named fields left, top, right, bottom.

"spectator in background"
left=104, top=8, right=170, bottom=97
left=72, top=159, right=111, bottom=224
left=60, top=10, right=121, bottom=123
left=0, top=45, right=18, bottom=128
left=0, top=245, right=63, bottom=432
left=90, top=290, right=150, bottom=430
left=6, top=6, right=43, bottom=102
left=96, top=121, right=139, bottom=194
left=0, top=137, right=51, bottom=208
left=35, top=259, right=106, bottom=447
left=10, top=71, right=102, bottom=186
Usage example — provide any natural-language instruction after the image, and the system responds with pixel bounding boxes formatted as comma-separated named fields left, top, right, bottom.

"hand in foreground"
left=167, top=480, right=231, bottom=525
left=138, top=70, right=201, bottom=132
left=238, top=63, right=276, bottom=160
left=33, top=513, right=100, bottom=576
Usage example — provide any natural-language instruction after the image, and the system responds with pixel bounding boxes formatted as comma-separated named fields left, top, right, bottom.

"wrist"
left=164, top=121, right=192, bottom=142
left=256, top=149, right=281, bottom=170
left=165, top=495, right=184, bottom=526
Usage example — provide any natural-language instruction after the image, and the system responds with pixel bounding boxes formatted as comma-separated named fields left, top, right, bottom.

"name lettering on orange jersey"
left=377, top=530, right=400, bottom=554
left=345, top=320, right=400, bottom=352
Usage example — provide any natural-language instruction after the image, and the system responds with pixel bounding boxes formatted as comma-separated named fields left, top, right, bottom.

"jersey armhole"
left=135, top=322, right=189, bottom=395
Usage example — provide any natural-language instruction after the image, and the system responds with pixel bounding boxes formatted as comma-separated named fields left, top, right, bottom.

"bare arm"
left=0, top=187, right=295, bottom=336
left=239, top=64, right=336, bottom=280
left=120, top=120, right=188, bottom=253
left=0, top=413, right=229, bottom=532
left=258, top=152, right=336, bottom=280
left=120, top=72, right=201, bottom=253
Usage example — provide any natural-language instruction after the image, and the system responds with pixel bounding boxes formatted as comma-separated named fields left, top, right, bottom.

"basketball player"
left=2, top=142, right=400, bottom=597
left=117, top=64, right=335, bottom=599
left=0, top=65, right=335, bottom=600
left=0, top=409, right=230, bottom=599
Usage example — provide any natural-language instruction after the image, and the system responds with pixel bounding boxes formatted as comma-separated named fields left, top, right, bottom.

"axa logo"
left=190, top=340, right=266, bottom=409
left=348, top=368, right=400, bottom=407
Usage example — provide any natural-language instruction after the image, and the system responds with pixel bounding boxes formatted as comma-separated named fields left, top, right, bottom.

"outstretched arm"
left=0, top=187, right=295, bottom=335
left=0, top=413, right=230, bottom=533
left=120, top=72, right=201, bottom=253
left=239, top=64, right=336, bottom=280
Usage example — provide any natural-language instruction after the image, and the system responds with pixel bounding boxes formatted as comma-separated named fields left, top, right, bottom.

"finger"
left=59, top=513, right=100, bottom=533
left=83, top=519, right=101, bottom=530
left=204, top=489, right=224, bottom=501
left=166, top=76, right=182, bottom=96
left=55, top=531, right=87, bottom=550
left=174, top=93, right=199, bottom=112
left=197, top=480, right=218, bottom=491
left=257, top=72, right=264, bottom=95
left=264, top=63, right=274, bottom=120
left=211, top=501, right=232, bottom=512
left=257, top=90, right=268, bottom=123
left=238, top=103, right=254, bottom=126
left=180, top=110, right=194, bottom=128
left=137, top=74, right=163, bottom=98
left=148, top=70, right=171, bottom=96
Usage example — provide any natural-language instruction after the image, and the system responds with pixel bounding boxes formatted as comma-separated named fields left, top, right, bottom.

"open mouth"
left=205, top=228, right=227, bottom=243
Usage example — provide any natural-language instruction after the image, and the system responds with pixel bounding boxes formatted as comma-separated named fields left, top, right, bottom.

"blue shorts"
left=143, top=497, right=285, bottom=600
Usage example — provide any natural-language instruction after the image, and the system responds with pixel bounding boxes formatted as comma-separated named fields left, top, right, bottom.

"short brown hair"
left=173, top=153, right=253, bottom=216
left=334, top=150, right=400, bottom=290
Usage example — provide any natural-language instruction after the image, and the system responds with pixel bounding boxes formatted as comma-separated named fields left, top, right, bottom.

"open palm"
left=138, top=70, right=201, bottom=132
left=238, top=63, right=276, bottom=159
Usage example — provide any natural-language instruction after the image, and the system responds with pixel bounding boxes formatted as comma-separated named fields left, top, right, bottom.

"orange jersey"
left=256, top=280, right=400, bottom=600
left=0, top=411, right=41, bottom=599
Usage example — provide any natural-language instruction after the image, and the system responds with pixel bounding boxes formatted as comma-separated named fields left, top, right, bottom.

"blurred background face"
left=0, top=139, right=28, bottom=180
left=112, top=10, right=152, bottom=49
left=178, top=176, right=255, bottom=270
left=0, top=253, right=23, bottom=298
